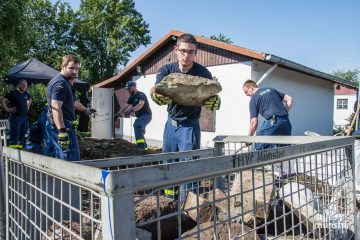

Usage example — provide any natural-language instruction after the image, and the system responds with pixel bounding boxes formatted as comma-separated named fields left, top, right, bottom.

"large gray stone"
left=182, top=221, right=260, bottom=240
left=154, top=73, right=222, bottom=106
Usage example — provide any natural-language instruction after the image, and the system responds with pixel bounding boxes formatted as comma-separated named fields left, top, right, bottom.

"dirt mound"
left=78, top=138, right=161, bottom=160
left=135, top=196, right=196, bottom=240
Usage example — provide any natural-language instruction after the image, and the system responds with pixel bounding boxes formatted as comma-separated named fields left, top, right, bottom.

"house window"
left=337, top=99, right=348, bottom=109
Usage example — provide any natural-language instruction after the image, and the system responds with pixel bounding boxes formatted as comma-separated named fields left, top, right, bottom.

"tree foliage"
left=0, top=0, right=34, bottom=77
left=333, top=69, right=359, bottom=85
left=1, top=0, right=150, bottom=85
left=27, top=0, right=76, bottom=69
left=27, top=83, right=47, bottom=123
left=0, top=0, right=151, bottom=123
left=73, top=0, right=151, bottom=84
left=209, top=33, right=233, bottom=44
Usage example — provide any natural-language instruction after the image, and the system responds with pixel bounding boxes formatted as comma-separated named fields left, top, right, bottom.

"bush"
left=27, top=83, right=47, bottom=124
left=0, top=80, right=15, bottom=119
left=0, top=81, right=47, bottom=123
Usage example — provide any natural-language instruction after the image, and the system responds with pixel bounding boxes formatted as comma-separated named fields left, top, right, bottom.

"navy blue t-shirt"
left=249, top=87, right=288, bottom=120
left=155, top=62, right=212, bottom=122
left=47, top=74, right=75, bottom=121
left=127, top=91, right=152, bottom=118
left=6, top=90, right=31, bottom=116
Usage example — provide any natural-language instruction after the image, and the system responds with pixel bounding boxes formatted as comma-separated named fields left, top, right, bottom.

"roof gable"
left=95, top=30, right=357, bottom=89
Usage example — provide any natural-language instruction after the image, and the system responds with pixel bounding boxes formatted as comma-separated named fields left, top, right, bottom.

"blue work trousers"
left=133, top=114, right=152, bottom=149
left=255, top=116, right=292, bottom=150
left=163, top=117, right=200, bottom=201
left=44, top=119, right=80, bottom=161
left=25, top=108, right=52, bottom=155
left=163, top=117, right=200, bottom=153
left=9, top=114, right=28, bottom=146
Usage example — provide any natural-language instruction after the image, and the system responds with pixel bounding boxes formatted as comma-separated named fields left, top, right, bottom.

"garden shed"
left=94, top=30, right=357, bottom=147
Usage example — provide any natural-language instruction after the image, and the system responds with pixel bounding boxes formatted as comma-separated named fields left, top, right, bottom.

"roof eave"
left=94, top=30, right=183, bottom=88
left=265, top=54, right=358, bottom=89
left=94, top=30, right=266, bottom=88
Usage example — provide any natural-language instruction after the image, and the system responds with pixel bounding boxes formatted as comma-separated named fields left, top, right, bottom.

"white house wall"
left=252, top=61, right=334, bottom=135
left=333, top=94, right=356, bottom=128
left=117, top=62, right=252, bottom=148
left=116, top=60, right=334, bottom=148
left=117, top=74, right=167, bottom=147
left=201, top=63, right=252, bottom=147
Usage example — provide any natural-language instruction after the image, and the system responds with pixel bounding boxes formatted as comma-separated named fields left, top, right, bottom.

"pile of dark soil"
left=78, top=138, right=161, bottom=160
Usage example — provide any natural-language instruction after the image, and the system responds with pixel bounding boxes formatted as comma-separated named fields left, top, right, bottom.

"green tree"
left=27, top=0, right=76, bottom=69
left=27, top=83, right=47, bottom=123
left=0, top=0, right=75, bottom=80
left=74, top=0, right=151, bottom=84
left=333, top=69, right=359, bottom=85
left=0, top=0, right=34, bottom=77
left=209, top=33, right=233, bottom=44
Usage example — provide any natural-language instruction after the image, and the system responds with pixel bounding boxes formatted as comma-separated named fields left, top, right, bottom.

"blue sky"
left=63, top=0, right=359, bottom=75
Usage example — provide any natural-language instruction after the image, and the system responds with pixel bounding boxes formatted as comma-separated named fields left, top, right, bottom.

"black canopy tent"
left=5, top=58, right=90, bottom=91
left=5, top=58, right=91, bottom=132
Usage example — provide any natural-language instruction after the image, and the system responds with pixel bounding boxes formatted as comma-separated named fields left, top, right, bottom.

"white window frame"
left=337, top=98, right=348, bottom=109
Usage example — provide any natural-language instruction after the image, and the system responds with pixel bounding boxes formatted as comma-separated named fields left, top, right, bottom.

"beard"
left=64, top=73, right=77, bottom=81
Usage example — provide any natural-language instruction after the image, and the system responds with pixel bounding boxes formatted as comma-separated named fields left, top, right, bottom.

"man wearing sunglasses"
left=150, top=33, right=221, bottom=200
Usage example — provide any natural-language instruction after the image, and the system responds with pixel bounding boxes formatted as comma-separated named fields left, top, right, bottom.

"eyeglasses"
left=177, top=48, right=197, bottom=55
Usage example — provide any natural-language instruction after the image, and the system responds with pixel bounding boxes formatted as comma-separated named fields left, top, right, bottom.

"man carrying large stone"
left=150, top=33, right=221, bottom=200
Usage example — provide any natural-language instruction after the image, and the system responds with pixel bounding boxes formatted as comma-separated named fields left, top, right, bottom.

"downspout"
left=256, top=63, right=278, bottom=86
left=356, top=83, right=360, bottom=130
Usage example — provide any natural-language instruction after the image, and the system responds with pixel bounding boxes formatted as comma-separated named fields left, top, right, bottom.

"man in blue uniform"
left=27, top=87, right=95, bottom=156
left=150, top=33, right=221, bottom=200
left=45, top=54, right=81, bottom=161
left=116, top=81, right=152, bottom=149
left=243, top=79, right=293, bottom=150
left=1, top=79, right=32, bottom=149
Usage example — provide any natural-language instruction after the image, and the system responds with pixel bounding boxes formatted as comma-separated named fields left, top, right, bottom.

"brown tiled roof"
left=94, top=29, right=357, bottom=89
left=94, top=30, right=266, bottom=88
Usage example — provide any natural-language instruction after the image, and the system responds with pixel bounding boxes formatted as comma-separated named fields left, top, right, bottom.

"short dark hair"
left=61, top=54, right=80, bottom=68
left=243, top=79, right=257, bottom=88
left=17, top=79, right=27, bottom=86
left=176, top=33, right=197, bottom=48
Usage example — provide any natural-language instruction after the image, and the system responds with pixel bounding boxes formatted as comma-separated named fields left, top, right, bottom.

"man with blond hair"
left=45, top=54, right=81, bottom=161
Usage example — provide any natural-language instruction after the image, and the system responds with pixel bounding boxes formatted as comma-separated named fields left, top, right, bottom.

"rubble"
left=154, top=73, right=222, bottom=106
left=182, top=221, right=260, bottom=240
left=183, top=191, right=213, bottom=223
left=42, top=220, right=98, bottom=240
left=279, top=183, right=325, bottom=238
left=135, top=195, right=195, bottom=240
left=229, top=170, right=275, bottom=225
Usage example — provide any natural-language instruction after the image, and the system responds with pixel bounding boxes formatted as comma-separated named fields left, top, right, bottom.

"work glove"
left=58, top=129, right=70, bottom=150
left=204, top=95, right=221, bottom=111
left=124, top=109, right=133, bottom=117
left=84, top=108, right=97, bottom=116
left=150, top=92, right=171, bottom=106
